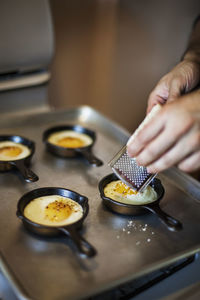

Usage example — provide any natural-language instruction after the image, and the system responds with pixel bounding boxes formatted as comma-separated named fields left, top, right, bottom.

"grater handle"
left=144, top=203, right=182, bottom=232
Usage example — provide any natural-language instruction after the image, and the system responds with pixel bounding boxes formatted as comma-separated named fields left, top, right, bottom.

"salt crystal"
left=116, top=235, right=120, bottom=239
left=142, top=227, right=147, bottom=232
left=127, top=231, right=131, bottom=234
left=123, top=228, right=126, bottom=232
left=136, top=241, right=140, bottom=246
left=151, top=232, right=155, bottom=235
left=147, top=238, right=151, bottom=242
left=127, top=220, right=133, bottom=228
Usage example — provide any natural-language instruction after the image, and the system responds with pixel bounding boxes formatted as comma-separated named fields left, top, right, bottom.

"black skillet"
left=16, top=187, right=96, bottom=258
left=99, top=173, right=182, bottom=232
left=43, top=125, right=103, bottom=167
left=0, top=135, right=38, bottom=182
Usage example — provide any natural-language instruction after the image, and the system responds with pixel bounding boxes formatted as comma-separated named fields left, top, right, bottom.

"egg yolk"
left=45, top=200, right=72, bottom=222
left=114, top=181, right=138, bottom=196
left=0, top=146, right=22, bottom=157
left=57, top=137, right=84, bottom=148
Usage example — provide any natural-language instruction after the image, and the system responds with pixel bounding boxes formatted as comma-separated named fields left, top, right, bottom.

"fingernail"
left=135, top=157, right=144, bottom=166
left=147, top=166, right=155, bottom=174
left=127, top=146, right=136, bottom=157
left=127, top=134, right=135, bottom=146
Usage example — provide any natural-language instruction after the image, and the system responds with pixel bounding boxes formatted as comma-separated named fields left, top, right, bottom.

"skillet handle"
left=79, top=149, right=103, bottom=167
left=10, top=161, right=39, bottom=182
left=58, top=227, right=97, bottom=258
left=145, top=204, right=182, bottom=232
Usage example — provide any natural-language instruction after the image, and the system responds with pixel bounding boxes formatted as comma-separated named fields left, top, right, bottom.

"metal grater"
left=109, top=145, right=157, bottom=192
left=109, top=104, right=162, bottom=192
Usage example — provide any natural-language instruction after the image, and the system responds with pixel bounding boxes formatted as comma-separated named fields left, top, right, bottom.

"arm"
left=127, top=17, right=200, bottom=174
left=183, top=15, right=200, bottom=64
left=147, top=15, right=200, bottom=113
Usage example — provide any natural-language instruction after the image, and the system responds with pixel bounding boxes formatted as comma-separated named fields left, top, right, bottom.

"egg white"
left=0, top=141, right=31, bottom=161
left=47, top=130, right=93, bottom=148
left=104, top=180, right=158, bottom=205
left=24, top=195, right=83, bottom=226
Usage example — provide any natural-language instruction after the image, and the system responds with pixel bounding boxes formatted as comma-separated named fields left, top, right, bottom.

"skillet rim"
left=98, top=173, right=165, bottom=209
left=0, top=134, right=35, bottom=162
left=17, top=186, right=89, bottom=229
left=42, top=124, right=96, bottom=151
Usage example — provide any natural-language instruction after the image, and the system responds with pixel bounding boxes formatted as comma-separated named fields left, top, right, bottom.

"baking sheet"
left=1, top=106, right=200, bottom=300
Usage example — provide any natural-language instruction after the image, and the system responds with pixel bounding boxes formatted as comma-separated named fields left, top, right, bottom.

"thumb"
left=168, top=79, right=182, bottom=102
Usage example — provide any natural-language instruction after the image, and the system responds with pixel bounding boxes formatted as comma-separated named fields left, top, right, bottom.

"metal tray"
left=1, top=106, right=200, bottom=300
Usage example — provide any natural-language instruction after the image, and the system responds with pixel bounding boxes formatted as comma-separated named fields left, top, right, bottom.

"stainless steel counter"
left=1, top=106, right=200, bottom=300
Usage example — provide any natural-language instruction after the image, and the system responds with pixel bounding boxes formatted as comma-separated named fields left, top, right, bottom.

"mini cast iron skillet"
left=0, top=135, right=38, bottom=182
left=16, top=187, right=97, bottom=257
left=43, top=125, right=103, bottom=167
left=99, top=173, right=182, bottom=232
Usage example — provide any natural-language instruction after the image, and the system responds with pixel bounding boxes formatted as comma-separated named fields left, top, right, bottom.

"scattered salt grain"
left=136, top=241, right=140, bottom=246
left=127, top=220, right=134, bottom=228
left=147, top=238, right=151, bottom=242
left=127, top=231, right=131, bottom=234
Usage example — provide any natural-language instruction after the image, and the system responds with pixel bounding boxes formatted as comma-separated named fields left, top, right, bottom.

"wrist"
left=183, top=50, right=200, bottom=65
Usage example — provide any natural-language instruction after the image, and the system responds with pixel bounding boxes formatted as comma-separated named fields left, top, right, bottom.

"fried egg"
left=47, top=130, right=93, bottom=148
left=24, top=195, right=83, bottom=226
left=0, top=141, right=31, bottom=161
left=104, top=180, right=157, bottom=205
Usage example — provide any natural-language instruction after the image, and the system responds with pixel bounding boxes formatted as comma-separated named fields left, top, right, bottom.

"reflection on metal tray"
left=1, top=106, right=200, bottom=300
left=90, top=254, right=196, bottom=300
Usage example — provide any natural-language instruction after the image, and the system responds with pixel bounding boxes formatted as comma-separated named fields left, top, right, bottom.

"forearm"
left=146, top=16, right=200, bottom=112
left=183, top=15, right=200, bottom=64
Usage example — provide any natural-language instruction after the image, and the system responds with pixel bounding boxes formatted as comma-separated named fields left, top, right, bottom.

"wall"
left=49, top=0, right=200, bottom=132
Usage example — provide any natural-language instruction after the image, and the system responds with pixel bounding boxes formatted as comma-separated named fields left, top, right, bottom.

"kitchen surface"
left=1, top=1, right=200, bottom=299
left=1, top=107, right=200, bottom=300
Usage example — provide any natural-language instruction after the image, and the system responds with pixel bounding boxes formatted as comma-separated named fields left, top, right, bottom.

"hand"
left=147, top=59, right=200, bottom=113
left=127, top=89, right=200, bottom=173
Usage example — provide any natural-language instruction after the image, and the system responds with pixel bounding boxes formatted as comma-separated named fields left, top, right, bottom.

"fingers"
left=178, top=151, right=200, bottom=172
left=128, top=99, right=197, bottom=173
left=147, top=94, right=165, bottom=114
left=147, top=60, right=198, bottom=112
left=147, top=77, right=182, bottom=112
left=128, top=101, right=193, bottom=159
left=136, top=120, right=194, bottom=170
left=147, top=82, right=169, bottom=113
left=127, top=107, right=165, bottom=157
left=168, top=79, right=182, bottom=102
left=146, top=128, right=200, bottom=173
